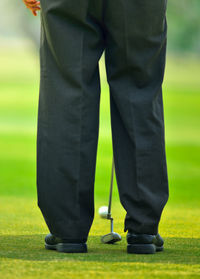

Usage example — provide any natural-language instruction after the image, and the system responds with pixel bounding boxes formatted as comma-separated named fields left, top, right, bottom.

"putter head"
left=101, top=232, right=122, bottom=244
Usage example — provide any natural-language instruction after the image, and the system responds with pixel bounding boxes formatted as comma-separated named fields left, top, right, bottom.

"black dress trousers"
left=37, top=0, right=169, bottom=241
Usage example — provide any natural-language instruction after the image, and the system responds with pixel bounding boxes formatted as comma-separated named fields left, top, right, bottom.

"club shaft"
left=110, top=218, right=114, bottom=233
left=108, top=157, right=115, bottom=217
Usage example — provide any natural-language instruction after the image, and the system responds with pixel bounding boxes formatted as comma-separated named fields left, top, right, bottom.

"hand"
left=23, top=0, right=41, bottom=16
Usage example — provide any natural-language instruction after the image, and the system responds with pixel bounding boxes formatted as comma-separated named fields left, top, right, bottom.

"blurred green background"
left=0, top=1, right=200, bottom=278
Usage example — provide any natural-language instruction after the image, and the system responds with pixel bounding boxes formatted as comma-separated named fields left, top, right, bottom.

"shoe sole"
left=127, top=244, right=164, bottom=254
left=45, top=243, right=87, bottom=253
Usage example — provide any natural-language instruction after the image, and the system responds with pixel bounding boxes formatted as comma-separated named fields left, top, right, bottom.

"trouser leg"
left=104, top=0, right=169, bottom=235
left=37, top=0, right=105, bottom=240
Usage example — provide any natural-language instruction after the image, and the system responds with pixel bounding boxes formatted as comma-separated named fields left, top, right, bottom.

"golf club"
left=99, top=157, right=122, bottom=244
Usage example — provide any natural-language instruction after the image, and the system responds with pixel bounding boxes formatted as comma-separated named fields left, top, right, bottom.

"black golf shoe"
left=126, top=231, right=164, bottom=254
left=45, top=233, right=87, bottom=253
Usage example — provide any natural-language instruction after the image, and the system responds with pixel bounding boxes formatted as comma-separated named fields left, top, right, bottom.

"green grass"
left=0, top=48, right=200, bottom=278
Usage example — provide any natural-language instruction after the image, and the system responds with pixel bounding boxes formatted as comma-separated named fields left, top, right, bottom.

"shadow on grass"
left=0, top=234, right=199, bottom=264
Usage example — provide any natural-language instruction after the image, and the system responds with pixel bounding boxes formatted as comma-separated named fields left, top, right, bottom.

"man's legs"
left=104, top=0, right=169, bottom=235
left=37, top=0, right=105, bottom=241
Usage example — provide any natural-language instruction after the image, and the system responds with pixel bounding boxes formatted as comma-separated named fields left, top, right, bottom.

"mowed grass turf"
left=0, top=47, right=200, bottom=278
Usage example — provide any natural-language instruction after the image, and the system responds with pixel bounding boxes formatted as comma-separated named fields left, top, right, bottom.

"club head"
left=101, top=232, right=122, bottom=244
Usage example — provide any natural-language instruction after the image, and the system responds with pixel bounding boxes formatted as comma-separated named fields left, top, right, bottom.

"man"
left=23, top=0, right=169, bottom=254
